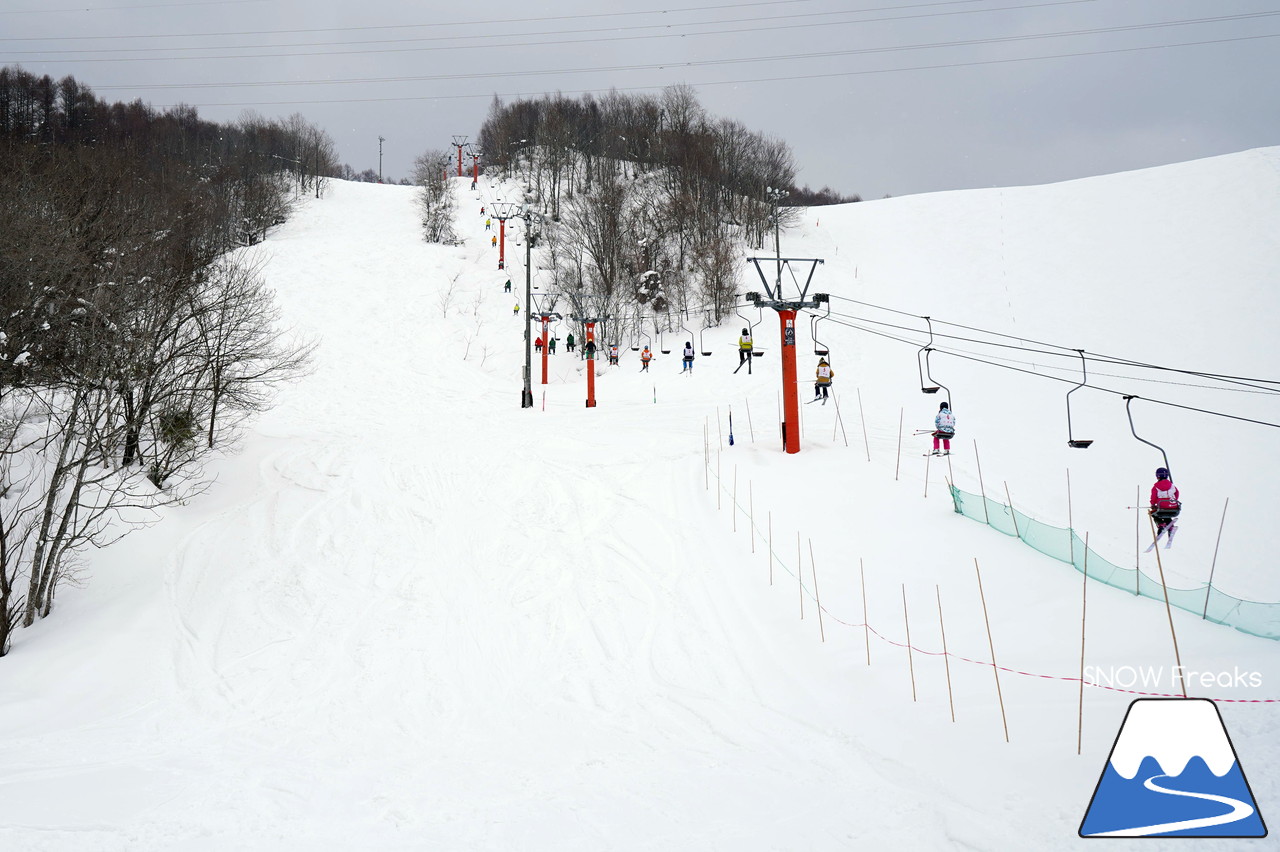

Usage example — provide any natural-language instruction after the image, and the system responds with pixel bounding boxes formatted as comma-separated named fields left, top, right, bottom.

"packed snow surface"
left=2, top=148, right=1278, bottom=850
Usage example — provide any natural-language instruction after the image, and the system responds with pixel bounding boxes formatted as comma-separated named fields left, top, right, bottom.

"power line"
left=0, top=0, right=975, bottom=38
left=135, top=30, right=1280, bottom=109
left=4, top=0, right=1112, bottom=65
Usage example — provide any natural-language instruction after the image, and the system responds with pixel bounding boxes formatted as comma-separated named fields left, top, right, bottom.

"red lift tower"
left=491, top=201, right=519, bottom=271
left=451, top=135, right=468, bottom=177
left=744, top=257, right=826, bottom=454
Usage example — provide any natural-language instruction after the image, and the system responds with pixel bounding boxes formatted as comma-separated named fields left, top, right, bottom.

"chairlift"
left=917, top=317, right=942, bottom=394
left=1122, top=395, right=1171, bottom=478
left=630, top=312, right=641, bottom=351
left=736, top=300, right=766, bottom=358
left=1124, top=395, right=1180, bottom=525
left=679, top=312, right=696, bottom=359
left=699, top=310, right=714, bottom=357
left=1065, top=349, right=1094, bottom=448
left=810, top=294, right=831, bottom=358
left=658, top=325, right=671, bottom=355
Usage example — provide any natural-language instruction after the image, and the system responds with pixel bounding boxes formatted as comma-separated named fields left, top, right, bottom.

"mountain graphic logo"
left=1080, top=698, right=1267, bottom=838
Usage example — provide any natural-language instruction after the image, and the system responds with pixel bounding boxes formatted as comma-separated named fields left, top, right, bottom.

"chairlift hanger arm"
left=1123, top=395, right=1171, bottom=476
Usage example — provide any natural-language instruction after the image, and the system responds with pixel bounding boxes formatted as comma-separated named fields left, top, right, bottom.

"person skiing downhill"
left=1147, top=467, right=1181, bottom=549
left=814, top=358, right=834, bottom=402
left=932, top=401, right=955, bottom=455
left=682, top=341, right=695, bottom=373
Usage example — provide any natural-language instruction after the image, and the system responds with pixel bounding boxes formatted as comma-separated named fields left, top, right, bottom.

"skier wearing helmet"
left=1148, top=467, right=1181, bottom=548
left=932, top=401, right=955, bottom=456
left=735, top=328, right=754, bottom=374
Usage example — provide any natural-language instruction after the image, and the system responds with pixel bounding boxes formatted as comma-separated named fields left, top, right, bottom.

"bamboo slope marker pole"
left=797, top=531, right=804, bottom=621
left=903, top=584, right=917, bottom=701
left=732, top=465, right=738, bottom=533
left=1204, top=497, right=1230, bottom=620
left=1133, top=486, right=1140, bottom=594
left=745, top=397, right=755, bottom=443
left=936, top=585, right=955, bottom=722
left=974, top=559, right=1010, bottom=743
left=895, top=407, right=904, bottom=481
left=716, top=449, right=721, bottom=511
left=717, top=406, right=724, bottom=451
left=923, top=451, right=931, bottom=499
left=1067, top=468, right=1076, bottom=567
left=768, top=511, right=773, bottom=586
left=856, top=388, right=867, bottom=458
left=749, top=481, right=756, bottom=554
left=1149, top=515, right=1188, bottom=699
left=1003, top=481, right=1021, bottom=540
left=974, top=440, right=990, bottom=525
left=1078, top=532, right=1089, bottom=755
left=703, top=420, right=709, bottom=491
left=831, top=393, right=849, bottom=447
left=861, top=559, right=870, bottom=665
left=810, top=539, right=825, bottom=642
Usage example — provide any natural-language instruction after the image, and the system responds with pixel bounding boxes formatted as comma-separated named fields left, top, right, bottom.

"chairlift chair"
left=699, top=310, right=714, bottom=357
left=811, top=295, right=831, bottom=358
left=1122, top=395, right=1171, bottom=479
left=917, top=317, right=941, bottom=394
left=658, top=326, right=671, bottom=355
left=737, top=299, right=766, bottom=358
left=1065, top=349, right=1094, bottom=448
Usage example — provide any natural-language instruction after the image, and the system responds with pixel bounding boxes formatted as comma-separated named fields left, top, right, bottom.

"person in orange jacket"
left=640, top=346, right=653, bottom=372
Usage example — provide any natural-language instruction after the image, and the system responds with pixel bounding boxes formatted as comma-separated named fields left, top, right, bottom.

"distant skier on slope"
left=1146, top=467, right=1181, bottom=550
left=814, top=357, right=834, bottom=403
left=932, top=401, right=955, bottom=456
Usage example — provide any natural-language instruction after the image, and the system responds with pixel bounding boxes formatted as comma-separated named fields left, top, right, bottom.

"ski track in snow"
left=2, top=155, right=1279, bottom=850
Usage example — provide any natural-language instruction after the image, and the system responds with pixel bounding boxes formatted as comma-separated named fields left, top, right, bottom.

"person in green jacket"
left=566, top=332, right=576, bottom=353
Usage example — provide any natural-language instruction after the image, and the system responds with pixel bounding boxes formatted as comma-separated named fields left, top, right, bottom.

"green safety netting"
left=948, top=485, right=1280, bottom=642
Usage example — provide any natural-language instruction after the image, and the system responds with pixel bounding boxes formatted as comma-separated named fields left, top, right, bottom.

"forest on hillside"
left=420, top=86, right=860, bottom=337
left=0, top=67, right=317, bottom=656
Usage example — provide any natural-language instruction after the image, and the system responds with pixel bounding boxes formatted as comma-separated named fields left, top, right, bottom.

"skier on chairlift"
left=1146, top=467, right=1181, bottom=550
left=814, top=357, right=834, bottom=403
left=932, top=401, right=955, bottom=456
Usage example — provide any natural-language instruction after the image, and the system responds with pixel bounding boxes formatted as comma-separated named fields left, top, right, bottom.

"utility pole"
left=378, top=136, right=385, bottom=183
left=744, top=257, right=826, bottom=454
left=451, top=135, right=468, bottom=178
left=514, top=207, right=543, bottom=408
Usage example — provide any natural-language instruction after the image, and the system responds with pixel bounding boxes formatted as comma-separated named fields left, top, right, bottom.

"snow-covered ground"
left=2, top=148, right=1278, bottom=850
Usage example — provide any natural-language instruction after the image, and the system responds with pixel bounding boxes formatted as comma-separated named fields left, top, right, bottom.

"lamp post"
left=378, top=135, right=385, bottom=183
left=518, top=208, right=544, bottom=408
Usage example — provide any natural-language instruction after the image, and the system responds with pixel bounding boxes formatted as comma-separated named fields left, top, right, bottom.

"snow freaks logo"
left=1079, top=699, right=1267, bottom=838
left=1084, top=665, right=1263, bottom=691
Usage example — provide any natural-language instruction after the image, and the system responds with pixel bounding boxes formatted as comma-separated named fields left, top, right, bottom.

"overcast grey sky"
left=3, top=0, right=1276, bottom=198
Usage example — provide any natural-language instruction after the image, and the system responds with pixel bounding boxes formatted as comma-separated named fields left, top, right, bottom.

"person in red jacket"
left=1148, top=466, right=1181, bottom=544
